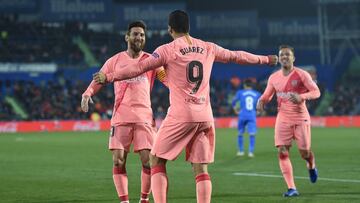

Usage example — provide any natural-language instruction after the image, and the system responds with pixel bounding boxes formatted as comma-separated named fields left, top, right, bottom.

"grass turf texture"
left=0, top=128, right=359, bottom=203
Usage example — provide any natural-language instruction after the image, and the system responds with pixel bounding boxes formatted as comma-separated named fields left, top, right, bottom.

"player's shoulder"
left=265, top=69, right=282, bottom=85
left=294, top=66, right=307, bottom=74
left=294, top=66, right=311, bottom=78
left=164, top=39, right=179, bottom=48
left=100, top=52, right=121, bottom=67
left=106, top=51, right=126, bottom=62
left=246, top=89, right=260, bottom=96
left=236, top=89, right=243, bottom=95
left=269, top=69, right=282, bottom=79
left=192, top=36, right=207, bottom=44
left=175, top=36, right=211, bottom=48
left=152, top=42, right=172, bottom=56
left=196, top=37, right=216, bottom=50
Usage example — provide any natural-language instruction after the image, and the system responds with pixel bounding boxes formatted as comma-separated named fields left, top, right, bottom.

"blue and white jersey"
left=232, top=89, right=261, bottom=120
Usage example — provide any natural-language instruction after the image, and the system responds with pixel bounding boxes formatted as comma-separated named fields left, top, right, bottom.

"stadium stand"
left=0, top=0, right=359, bottom=121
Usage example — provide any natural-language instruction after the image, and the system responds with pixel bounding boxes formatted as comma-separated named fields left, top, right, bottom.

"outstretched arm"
left=106, top=57, right=160, bottom=82
left=211, top=43, right=278, bottom=66
left=94, top=47, right=167, bottom=84
left=81, top=57, right=115, bottom=112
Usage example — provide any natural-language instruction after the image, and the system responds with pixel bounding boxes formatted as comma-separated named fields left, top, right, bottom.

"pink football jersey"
left=259, top=67, right=321, bottom=123
left=106, top=36, right=270, bottom=122
left=83, top=51, right=159, bottom=126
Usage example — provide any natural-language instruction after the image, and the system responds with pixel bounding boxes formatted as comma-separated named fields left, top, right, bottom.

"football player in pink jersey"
left=93, top=10, right=278, bottom=203
left=257, top=45, right=320, bottom=197
left=81, top=21, right=166, bottom=203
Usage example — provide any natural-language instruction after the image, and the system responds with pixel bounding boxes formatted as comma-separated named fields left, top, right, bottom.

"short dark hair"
left=168, top=10, right=190, bottom=33
left=243, top=79, right=253, bottom=87
left=127, top=20, right=147, bottom=35
left=279, top=44, right=295, bottom=55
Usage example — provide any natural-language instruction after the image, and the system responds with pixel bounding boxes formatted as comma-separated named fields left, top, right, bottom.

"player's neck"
left=172, top=32, right=187, bottom=39
left=172, top=33, right=192, bottom=45
left=126, top=49, right=142, bottom=59
left=281, top=65, right=294, bottom=76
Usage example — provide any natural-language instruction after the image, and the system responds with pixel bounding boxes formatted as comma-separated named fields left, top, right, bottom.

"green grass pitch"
left=1, top=128, right=360, bottom=203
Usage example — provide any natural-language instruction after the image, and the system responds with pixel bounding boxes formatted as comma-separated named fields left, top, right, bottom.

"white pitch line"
left=233, top=172, right=360, bottom=183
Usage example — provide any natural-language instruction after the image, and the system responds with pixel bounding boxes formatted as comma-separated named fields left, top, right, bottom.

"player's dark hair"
left=168, top=10, right=190, bottom=33
left=127, top=20, right=147, bottom=35
left=279, top=44, right=295, bottom=55
left=244, top=79, right=253, bottom=87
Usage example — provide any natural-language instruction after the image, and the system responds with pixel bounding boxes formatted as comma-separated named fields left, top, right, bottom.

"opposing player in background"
left=81, top=21, right=166, bottom=203
left=257, top=45, right=320, bottom=197
left=93, top=10, right=278, bottom=203
left=232, top=79, right=261, bottom=157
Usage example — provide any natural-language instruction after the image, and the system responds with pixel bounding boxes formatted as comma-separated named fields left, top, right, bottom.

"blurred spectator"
left=0, top=16, right=172, bottom=66
left=1, top=75, right=360, bottom=121
left=328, top=77, right=360, bottom=115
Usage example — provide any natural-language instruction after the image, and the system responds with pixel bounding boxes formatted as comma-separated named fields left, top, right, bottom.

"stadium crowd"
left=325, top=77, right=360, bottom=116
left=0, top=15, right=170, bottom=66
left=1, top=16, right=359, bottom=121
left=1, top=76, right=360, bottom=121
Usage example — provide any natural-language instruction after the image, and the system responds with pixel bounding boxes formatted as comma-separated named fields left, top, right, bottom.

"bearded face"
left=127, top=27, right=146, bottom=53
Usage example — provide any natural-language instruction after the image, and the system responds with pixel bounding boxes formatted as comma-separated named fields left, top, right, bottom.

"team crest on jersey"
left=291, top=80, right=298, bottom=87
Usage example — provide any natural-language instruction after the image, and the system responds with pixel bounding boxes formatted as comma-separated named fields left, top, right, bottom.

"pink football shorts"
left=109, top=123, right=156, bottom=152
left=151, top=120, right=215, bottom=163
left=275, top=119, right=311, bottom=150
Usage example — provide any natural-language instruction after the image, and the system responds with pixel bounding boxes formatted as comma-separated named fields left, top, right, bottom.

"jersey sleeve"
left=259, top=77, right=276, bottom=103
left=82, top=57, right=114, bottom=97
left=210, top=43, right=269, bottom=65
left=106, top=46, right=167, bottom=82
left=155, top=67, right=168, bottom=87
left=299, top=71, right=321, bottom=100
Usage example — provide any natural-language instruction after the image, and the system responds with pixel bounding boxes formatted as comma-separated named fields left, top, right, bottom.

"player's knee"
left=142, top=164, right=151, bottom=171
left=149, top=154, right=156, bottom=167
left=192, top=163, right=208, bottom=175
left=149, top=154, right=166, bottom=167
left=278, top=151, right=289, bottom=160
left=140, top=154, right=150, bottom=166
left=113, top=155, right=126, bottom=167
